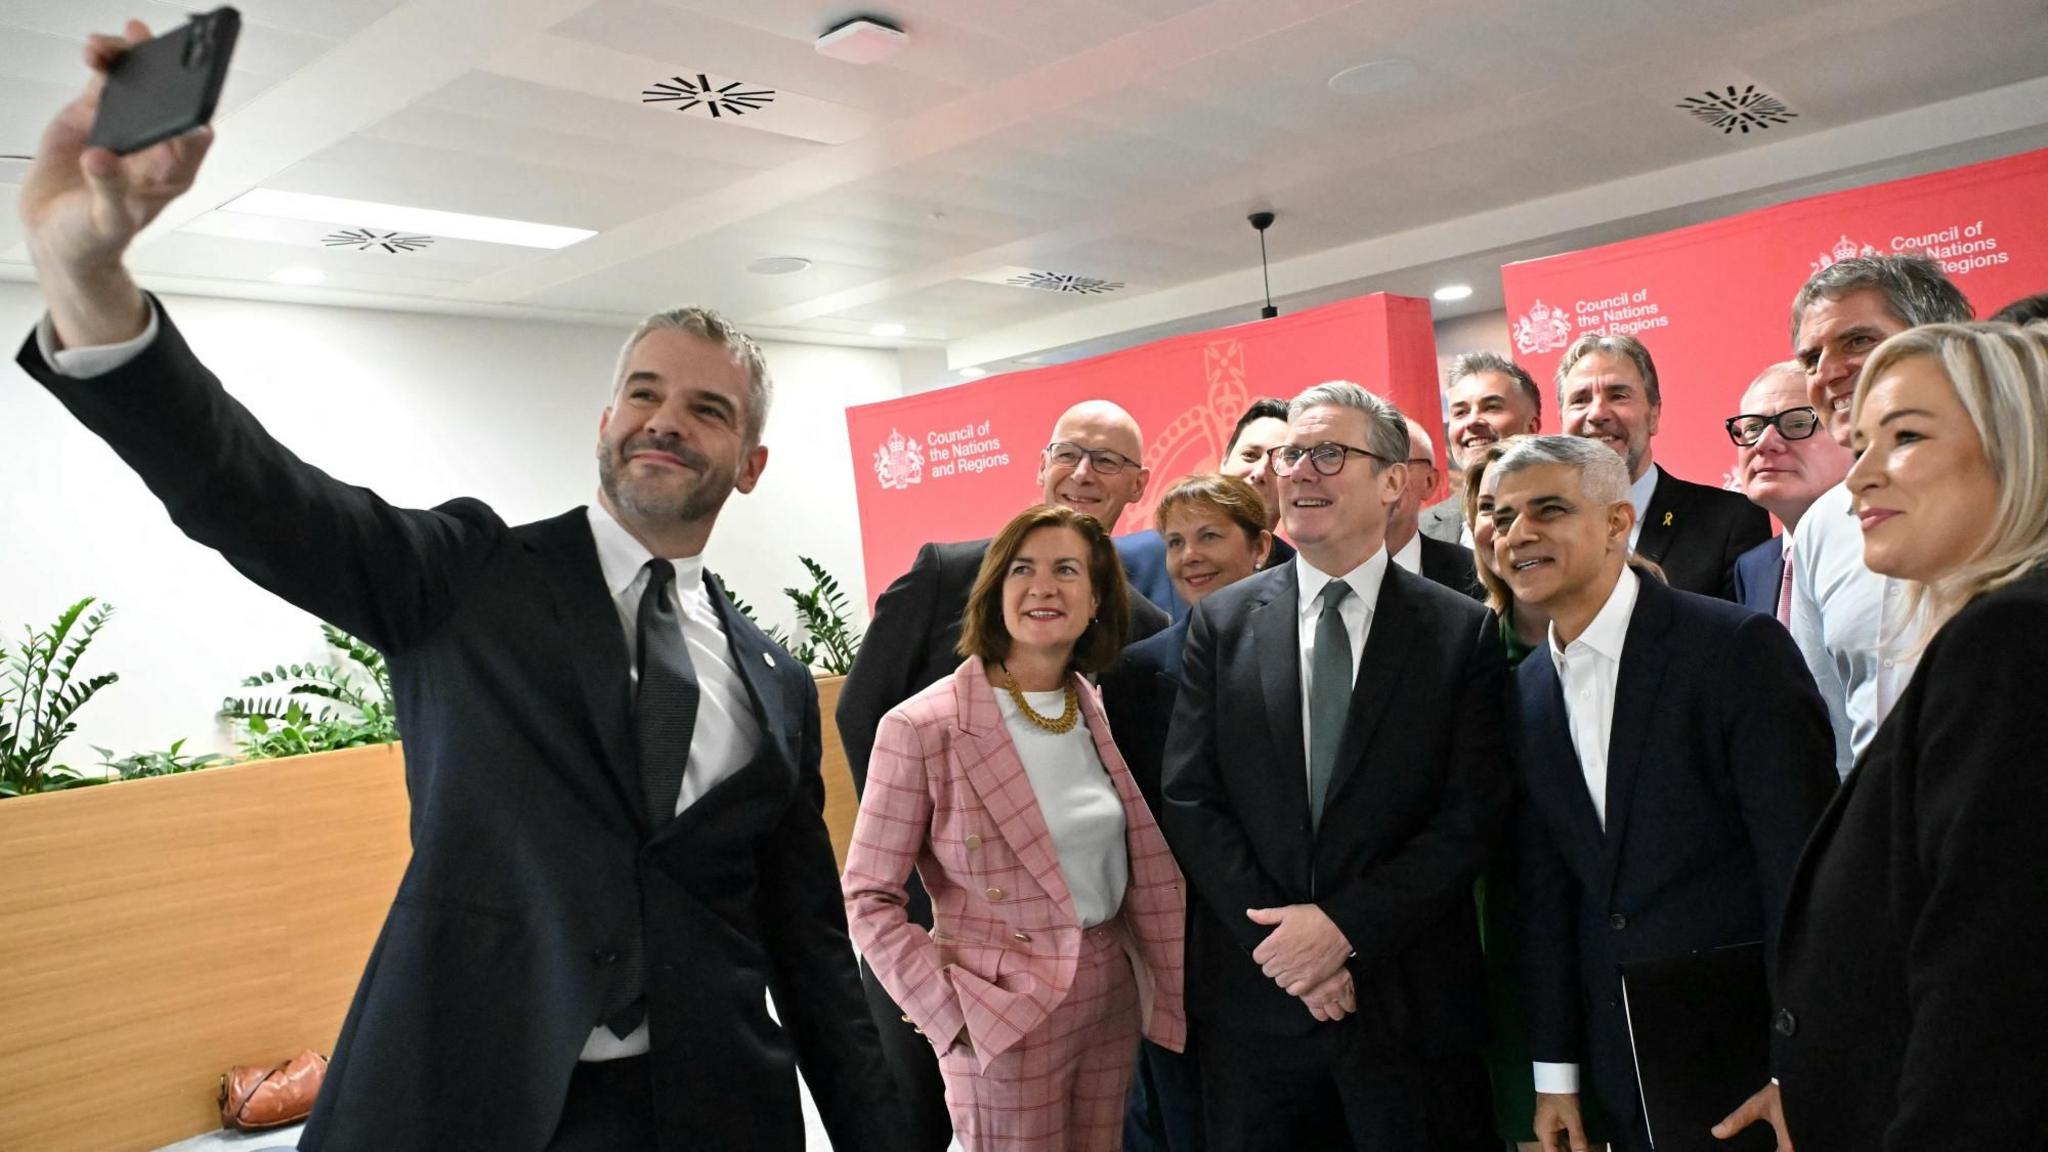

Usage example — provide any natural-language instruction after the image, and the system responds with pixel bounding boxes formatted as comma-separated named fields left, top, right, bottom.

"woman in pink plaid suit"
left=844, top=504, right=1188, bottom=1151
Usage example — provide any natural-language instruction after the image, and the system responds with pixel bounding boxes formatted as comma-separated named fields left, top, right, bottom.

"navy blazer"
left=1116, top=530, right=1189, bottom=623
left=1100, top=619, right=1188, bottom=816
left=1728, top=535, right=1784, bottom=617
left=19, top=305, right=896, bottom=1152
left=1508, top=574, right=1837, bottom=1131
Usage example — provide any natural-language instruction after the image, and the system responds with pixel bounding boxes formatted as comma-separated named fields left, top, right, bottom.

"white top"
left=1532, top=565, right=1642, bottom=1096
left=1389, top=531, right=1423, bottom=576
left=36, top=305, right=161, bottom=376
left=1294, top=549, right=1388, bottom=788
left=1626, top=464, right=1661, bottom=552
left=1789, top=483, right=1919, bottom=777
left=995, top=690, right=1130, bottom=927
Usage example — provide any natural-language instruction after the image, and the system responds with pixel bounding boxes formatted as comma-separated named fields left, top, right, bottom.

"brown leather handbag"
left=218, top=1049, right=327, bottom=1131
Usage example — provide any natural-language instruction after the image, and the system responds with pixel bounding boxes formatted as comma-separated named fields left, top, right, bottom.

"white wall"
left=0, top=283, right=900, bottom=765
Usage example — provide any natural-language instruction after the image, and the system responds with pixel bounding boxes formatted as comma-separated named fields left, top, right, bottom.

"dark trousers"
left=1197, top=1019, right=1426, bottom=1152
left=1423, top=1053, right=1502, bottom=1152
left=859, top=955, right=953, bottom=1151
left=547, top=1055, right=657, bottom=1152
left=1123, top=1036, right=1205, bottom=1152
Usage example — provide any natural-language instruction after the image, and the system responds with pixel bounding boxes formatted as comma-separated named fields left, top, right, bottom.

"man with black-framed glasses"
left=1723, top=362, right=1854, bottom=623
left=1162, top=381, right=1508, bottom=1150
left=835, top=398, right=1172, bottom=1151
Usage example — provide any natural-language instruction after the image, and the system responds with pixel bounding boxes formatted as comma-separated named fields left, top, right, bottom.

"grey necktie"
left=603, top=558, right=700, bottom=1039
left=1308, top=580, right=1353, bottom=833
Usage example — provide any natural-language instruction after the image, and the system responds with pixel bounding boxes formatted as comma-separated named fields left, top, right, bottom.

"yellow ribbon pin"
left=1662, top=512, right=1674, bottom=526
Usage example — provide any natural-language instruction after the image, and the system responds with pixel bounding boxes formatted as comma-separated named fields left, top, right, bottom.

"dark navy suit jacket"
left=1728, top=535, right=1785, bottom=617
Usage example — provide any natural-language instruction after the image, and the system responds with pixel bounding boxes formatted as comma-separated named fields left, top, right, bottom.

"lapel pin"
left=1662, top=511, right=1674, bottom=527
left=762, top=651, right=776, bottom=668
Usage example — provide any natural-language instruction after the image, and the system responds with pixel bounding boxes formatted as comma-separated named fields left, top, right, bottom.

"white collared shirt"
left=1294, top=549, right=1388, bottom=789
left=1626, top=464, right=1661, bottom=552
left=1789, top=483, right=1918, bottom=777
left=1531, top=565, right=1641, bottom=1096
left=1389, top=531, right=1423, bottom=576
left=579, top=506, right=763, bottom=1059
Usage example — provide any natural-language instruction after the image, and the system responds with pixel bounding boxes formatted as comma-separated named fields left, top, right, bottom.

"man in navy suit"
left=1724, top=362, right=1855, bottom=620
left=14, top=38, right=891, bottom=1152
left=1119, top=398, right=1294, bottom=621
left=1490, top=436, right=1836, bottom=1152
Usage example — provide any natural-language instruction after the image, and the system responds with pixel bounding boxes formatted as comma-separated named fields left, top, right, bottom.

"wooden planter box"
left=0, top=675, right=860, bottom=1152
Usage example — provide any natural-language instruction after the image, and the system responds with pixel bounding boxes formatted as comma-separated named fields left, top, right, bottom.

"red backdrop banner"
left=1501, top=146, right=2048, bottom=491
left=846, top=293, right=1440, bottom=607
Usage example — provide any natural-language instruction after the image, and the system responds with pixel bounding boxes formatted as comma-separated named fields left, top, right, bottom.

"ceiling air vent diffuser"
left=323, top=228, right=433, bottom=253
left=642, top=74, right=776, bottom=118
left=1677, top=85, right=1798, bottom=135
left=1005, top=270, right=1126, bottom=295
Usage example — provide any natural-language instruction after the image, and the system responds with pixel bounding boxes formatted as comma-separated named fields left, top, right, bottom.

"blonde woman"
left=1720, top=322, right=2048, bottom=1151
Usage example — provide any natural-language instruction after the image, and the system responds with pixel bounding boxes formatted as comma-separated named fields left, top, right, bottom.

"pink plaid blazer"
left=843, top=656, right=1187, bottom=1072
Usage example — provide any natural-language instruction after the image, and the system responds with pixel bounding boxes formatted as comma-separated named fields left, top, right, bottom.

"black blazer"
left=19, top=309, right=895, bottom=1152
left=1635, top=468, right=1773, bottom=601
left=1160, top=561, right=1510, bottom=1053
left=1418, top=534, right=1485, bottom=601
left=1774, top=571, right=2048, bottom=1152
left=1115, top=530, right=1190, bottom=624
left=1508, top=574, right=1837, bottom=1130
left=1100, top=619, right=1188, bottom=817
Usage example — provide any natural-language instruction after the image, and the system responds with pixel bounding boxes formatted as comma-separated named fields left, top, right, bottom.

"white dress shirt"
left=995, top=689, right=1129, bottom=927
left=1294, top=549, right=1388, bottom=788
left=1626, top=464, right=1661, bottom=552
left=1789, top=483, right=1919, bottom=778
left=36, top=305, right=162, bottom=377
left=581, top=504, right=763, bottom=1059
left=1389, top=531, right=1423, bottom=576
left=1531, top=565, right=1642, bottom=1095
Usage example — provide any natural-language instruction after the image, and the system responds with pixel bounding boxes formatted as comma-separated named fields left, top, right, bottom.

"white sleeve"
left=35, top=304, right=162, bottom=379
left=1531, top=1061, right=1580, bottom=1094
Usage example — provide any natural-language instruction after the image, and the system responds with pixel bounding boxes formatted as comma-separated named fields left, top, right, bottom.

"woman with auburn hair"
left=1718, top=322, right=2048, bottom=1151
left=1101, top=472, right=1271, bottom=1152
left=843, top=504, right=1187, bottom=1152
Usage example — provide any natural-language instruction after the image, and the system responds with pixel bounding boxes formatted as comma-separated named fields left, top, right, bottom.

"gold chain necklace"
left=999, top=670, right=1080, bottom=734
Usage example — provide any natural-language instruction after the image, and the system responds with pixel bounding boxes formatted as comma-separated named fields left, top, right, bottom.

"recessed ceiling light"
left=270, top=267, right=326, bottom=286
left=1327, top=58, right=1419, bottom=97
left=225, top=189, right=595, bottom=250
left=870, top=322, right=907, bottom=338
left=958, top=366, right=986, bottom=378
left=1433, top=283, right=1474, bottom=302
left=747, top=256, right=813, bottom=276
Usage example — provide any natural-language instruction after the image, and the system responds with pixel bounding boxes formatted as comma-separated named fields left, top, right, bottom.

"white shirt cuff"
left=36, top=304, right=161, bottom=379
left=1532, top=1061, right=1580, bottom=1094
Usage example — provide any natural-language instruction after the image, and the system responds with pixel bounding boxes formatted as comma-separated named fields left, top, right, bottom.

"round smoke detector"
left=748, top=256, right=813, bottom=276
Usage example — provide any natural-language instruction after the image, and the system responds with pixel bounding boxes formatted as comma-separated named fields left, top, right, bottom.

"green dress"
left=1479, top=605, right=1614, bottom=1144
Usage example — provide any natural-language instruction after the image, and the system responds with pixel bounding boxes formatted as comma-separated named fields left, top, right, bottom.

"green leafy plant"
left=95, top=738, right=229, bottom=780
left=782, top=556, right=864, bottom=676
left=220, top=624, right=398, bottom=760
left=1, top=598, right=119, bottom=797
left=713, top=573, right=798, bottom=653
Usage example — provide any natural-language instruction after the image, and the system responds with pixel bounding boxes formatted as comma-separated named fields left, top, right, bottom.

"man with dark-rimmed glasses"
left=1723, top=361, right=1854, bottom=623
left=1161, top=380, right=1508, bottom=1150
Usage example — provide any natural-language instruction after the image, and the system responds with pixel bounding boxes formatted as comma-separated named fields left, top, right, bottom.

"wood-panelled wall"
left=0, top=676, right=859, bottom=1152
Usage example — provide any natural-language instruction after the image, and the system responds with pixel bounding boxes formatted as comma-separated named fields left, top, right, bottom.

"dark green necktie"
left=1307, top=580, right=1353, bottom=833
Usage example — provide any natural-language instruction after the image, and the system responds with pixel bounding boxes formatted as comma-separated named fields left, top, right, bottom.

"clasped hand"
left=1247, top=904, right=1354, bottom=1019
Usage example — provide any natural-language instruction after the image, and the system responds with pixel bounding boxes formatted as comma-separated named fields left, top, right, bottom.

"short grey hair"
left=1789, top=253, right=1972, bottom=346
left=1447, top=351, right=1543, bottom=420
left=1555, top=332, right=1661, bottom=407
left=1492, top=434, right=1631, bottom=506
left=1288, top=380, right=1410, bottom=466
left=612, top=307, right=774, bottom=446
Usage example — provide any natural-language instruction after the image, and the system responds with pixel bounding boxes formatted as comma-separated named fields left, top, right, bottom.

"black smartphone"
left=86, top=7, right=242, bottom=156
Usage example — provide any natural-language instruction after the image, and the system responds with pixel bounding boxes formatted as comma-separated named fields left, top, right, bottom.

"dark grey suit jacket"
left=1635, top=468, right=1773, bottom=601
